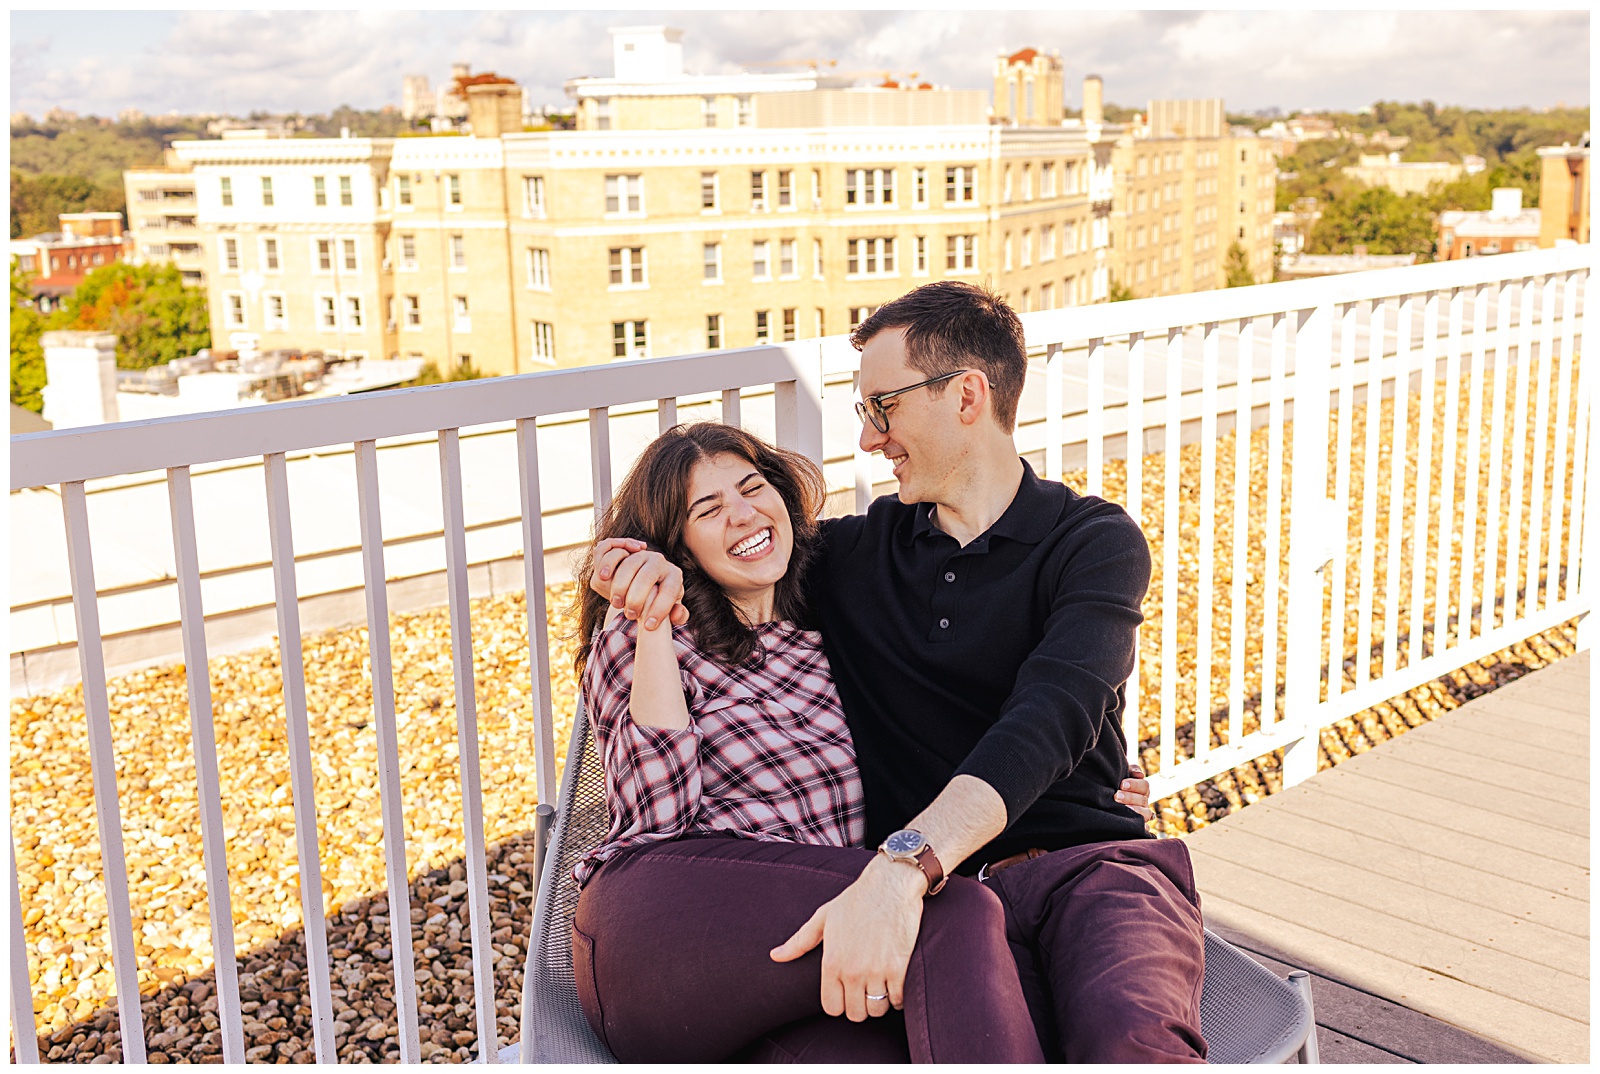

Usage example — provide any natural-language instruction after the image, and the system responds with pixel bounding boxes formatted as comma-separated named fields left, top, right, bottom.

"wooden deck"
left=1186, top=650, right=1589, bottom=1064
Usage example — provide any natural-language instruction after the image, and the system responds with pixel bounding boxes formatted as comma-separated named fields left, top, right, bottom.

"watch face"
left=884, top=829, right=926, bottom=856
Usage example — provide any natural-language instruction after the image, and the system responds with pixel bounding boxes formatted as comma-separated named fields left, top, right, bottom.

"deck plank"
left=1185, top=655, right=1591, bottom=1063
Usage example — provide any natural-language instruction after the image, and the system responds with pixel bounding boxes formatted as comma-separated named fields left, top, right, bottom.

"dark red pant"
left=573, top=834, right=1205, bottom=1063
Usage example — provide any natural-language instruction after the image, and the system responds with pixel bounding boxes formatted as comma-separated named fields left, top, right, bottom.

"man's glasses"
left=854, top=369, right=970, bottom=434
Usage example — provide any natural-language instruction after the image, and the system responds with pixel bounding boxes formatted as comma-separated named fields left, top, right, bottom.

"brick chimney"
left=466, top=82, right=523, bottom=138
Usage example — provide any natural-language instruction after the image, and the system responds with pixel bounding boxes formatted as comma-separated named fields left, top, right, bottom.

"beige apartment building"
left=166, top=29, right=1118, bottom=374
left=1106, top=99, right=1276, bottom=297
left=123, top=150, right=206, bottom=287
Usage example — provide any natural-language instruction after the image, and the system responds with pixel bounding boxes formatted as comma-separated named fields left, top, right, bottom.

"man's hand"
left=591, top=537, right=689, bottom=630
left=1119, top=761, right=1155, bottom=821
left=769, top=855, right=926, bottom=1021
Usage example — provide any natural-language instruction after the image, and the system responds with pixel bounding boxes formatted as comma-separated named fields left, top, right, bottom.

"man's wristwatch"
left=877, top=829, right=947, bottom=895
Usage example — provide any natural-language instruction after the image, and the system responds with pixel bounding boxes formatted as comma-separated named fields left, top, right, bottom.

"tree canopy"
left=1305, top=186, right=1439, bottom=259
left=1224, top=242, right=1256, bottom=287
left=54, top=262, right=211, bottom=370
left=10, top=263, right=47, bottom=413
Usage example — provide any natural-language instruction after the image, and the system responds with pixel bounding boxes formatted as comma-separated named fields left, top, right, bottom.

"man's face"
left=857, top=326, right=965, bottom=506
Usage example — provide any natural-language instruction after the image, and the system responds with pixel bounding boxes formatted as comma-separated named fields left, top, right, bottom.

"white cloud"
left=7, top=9, right=1589, bottom=118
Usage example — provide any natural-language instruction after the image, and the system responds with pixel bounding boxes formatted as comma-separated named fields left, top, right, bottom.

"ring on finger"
left=866, top=991, right=888, bottom=1002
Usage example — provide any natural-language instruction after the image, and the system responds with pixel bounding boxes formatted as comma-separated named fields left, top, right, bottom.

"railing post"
left=775, top=341, right=825, bottom=464
left=1281, top=301, right=1336, bottom=788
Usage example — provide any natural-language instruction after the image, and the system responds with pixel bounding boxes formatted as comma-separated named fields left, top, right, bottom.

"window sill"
left=703, top=278, right=724, bottom=286
left=607, top=283, right=650, bottom=292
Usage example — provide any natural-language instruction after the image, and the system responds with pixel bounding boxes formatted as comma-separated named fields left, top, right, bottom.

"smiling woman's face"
left=681, top=451, right=794, bottom=623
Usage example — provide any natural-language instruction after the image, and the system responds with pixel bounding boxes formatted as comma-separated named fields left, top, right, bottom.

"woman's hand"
left=592, top=537, right=690, bottom=630
left=1117, top=762, right=1155, bottom=821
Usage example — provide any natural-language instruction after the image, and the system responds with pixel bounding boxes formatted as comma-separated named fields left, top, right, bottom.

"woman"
left=571, top=423, right=1153, bottom=1063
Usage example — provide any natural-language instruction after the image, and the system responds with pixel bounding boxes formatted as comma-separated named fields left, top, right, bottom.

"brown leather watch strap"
left=912, top=844, right=947, bottom=896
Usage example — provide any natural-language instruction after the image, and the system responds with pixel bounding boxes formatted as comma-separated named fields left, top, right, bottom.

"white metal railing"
left=7, top=244, right=1591, bottom=1062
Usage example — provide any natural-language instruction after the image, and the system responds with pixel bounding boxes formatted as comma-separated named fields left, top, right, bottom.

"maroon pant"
left=572, top=835, right=1044, bottom=1063
left=574, top=834, right=1205, bottom=1063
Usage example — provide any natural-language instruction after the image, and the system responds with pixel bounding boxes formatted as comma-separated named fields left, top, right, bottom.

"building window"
left=404, top=294, right=421, bottom=328
left=1042, top=162, right=1055, bottom=197
left=594, top=97, right=612, bottom=131
left=261, top=177, right=274, bottom=206
left=701, top=171, right=719, bottom=211
left=750, top=170, right=767, bottom=211
left=524, top=175, right=545, bottom=217
left=849, top=306, right=874, bottom=329
left=400, top=234, right=417, bottom=269
left=1041, top=281, right=1053, bottom=309
left=453, top=294, right=470, bottom=330
left=846, top=237, right=897, bottom=276
left=318, top=294, right=337, bottom=330
left=1003, top=165, right=1012, bottom=203
left=914, top=235, right=928, bottom=275
left=737, top=95, right=752, bottom=126
left=613, top=320, right=649, bottom=360
left=1021, top=228, right=1032, bottom=267
left=782, top=307, right=796, bottom=342
left=1041, top=225, right=1055, bottom=262
left=811, top=168, right=822, bottom=208
left=345, top=295, right=363, bottom=330
left=532, top=320, right=556, bottom=364
left=778, top=170, right=793, bottom=208
left=450, top=234, right=466, bottom=269
left=755, top=310, right=770, bottom=342
left=340, top=176, right=353, bottom=207
left=914, top=167, right=928, bottom=208
left=342, top=239, right=358, bottom=273
left=945, top=166, right=976, bottom=204
left=813, top=238, right=824, bottom=278
left=446, top=174, right=462, bottom=207
left=845, top=168, right=896, bottom=206
left=815, top=308, right=824, bottom=337
left=779, top=239, right=796, bottom=278
left=1022, top=163, right=1033, bottom=201
left=528, top=247, right=551, bottom=289
left=706, top=313, right=723, bottom=349
left=223, top=237, right=239, bottom=271
left=752, top=240, right=770, bottom=280
left=1003, top=234, right=1013, bottom=271
left=397, top=174, right=412, bottom=207
left=605, top=173, right=643, bottom=214
left=262, top=237, right=280, bottom=272
left=703, top=242, right=722, bottom=282
left=609, top=246, right=646, bottom=286
left=946, top=234, right=977, bottom=272
left=220, top=177, right=233, bottom=207
left=702, top=96, right=718, bottom=128
left=314, top=176, right=327, bottom=207
left=225, top=292, right=246, bottom=328
left=264, top=292, right=287, bottom=331
left=386, top=296, right=395, bottom=330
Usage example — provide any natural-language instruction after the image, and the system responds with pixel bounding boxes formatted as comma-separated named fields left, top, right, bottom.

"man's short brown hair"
left=850, top=281, right=1027, bottom=432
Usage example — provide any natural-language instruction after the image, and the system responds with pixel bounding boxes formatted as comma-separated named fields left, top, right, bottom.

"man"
left=594, top=281, right=1205, bottom=1062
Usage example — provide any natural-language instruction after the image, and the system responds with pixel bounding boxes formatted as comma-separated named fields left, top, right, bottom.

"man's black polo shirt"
left=807, top=458, right=1153, bottom=874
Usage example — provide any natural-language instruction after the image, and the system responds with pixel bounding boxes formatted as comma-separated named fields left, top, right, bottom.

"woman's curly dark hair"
left=574, top=422, right=827, bottom=675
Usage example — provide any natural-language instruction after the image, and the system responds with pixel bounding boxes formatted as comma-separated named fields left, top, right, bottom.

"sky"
left=8, top=7, right=1591, bottom=120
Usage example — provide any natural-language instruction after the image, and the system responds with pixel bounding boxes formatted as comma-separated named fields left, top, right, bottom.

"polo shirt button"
left=944, top=572, right=956, bottom=582
left=939, top=618, right=950, bottom=629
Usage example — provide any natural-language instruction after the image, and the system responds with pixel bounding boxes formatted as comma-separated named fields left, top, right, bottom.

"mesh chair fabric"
left=517, top=702, right=1313, bottom=1064
left=1199, top=930, right=1316, bottom=1063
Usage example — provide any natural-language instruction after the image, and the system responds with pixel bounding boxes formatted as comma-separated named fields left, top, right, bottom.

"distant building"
left=563, top=25, right=857, bottom=131
left=1437, top=188, right=1541, bottom=259
left=1537, top=139, right=1590, bottom=246
left=992, top=48, right=1063, bottom=127
left=1342, top=152, right=1463, bottom=196
left=1107, top=93, right=1276, bottom=296
left=123, top=148, right=205, bottom=287
left=1275, top=250, right=1417, bottom=280
left=9, top=213, right=130, bottom=312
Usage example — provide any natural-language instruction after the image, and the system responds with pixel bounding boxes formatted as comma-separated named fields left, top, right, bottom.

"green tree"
left=1306, top=186, right=1437, bottom=260
left=10, top=262, right=48, bottom=413
left=1107, top=276, right=1136, bottom=302
left=55, top=262, right=210, bottom=369
left=1223, top=242, right=1256, bottom=287
left=10, top=171, right=122, bottom=239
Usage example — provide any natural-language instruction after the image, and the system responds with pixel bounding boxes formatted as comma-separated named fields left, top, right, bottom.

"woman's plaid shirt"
left=574, top=616, right=865, bottom=885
